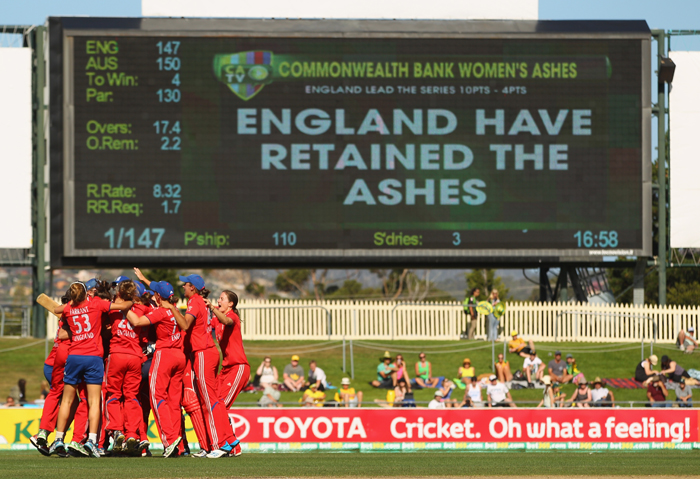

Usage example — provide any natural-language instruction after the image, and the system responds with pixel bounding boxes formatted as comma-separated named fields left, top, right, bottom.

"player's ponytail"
left=60, top=287, right=71, bottom=304
left=68, top=282, right=87, bottom=306
left=196, top=287, right=211, bottom=299
left=222, top=290, right=239, bottom=316
left=94, top=280, right=113, bottom=300
left=139, top=291, right=152, bottom=304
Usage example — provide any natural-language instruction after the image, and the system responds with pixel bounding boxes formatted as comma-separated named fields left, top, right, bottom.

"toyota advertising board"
left=226, top=408, right=698, bottom=444
left=3, top=408, right=699, bottom=451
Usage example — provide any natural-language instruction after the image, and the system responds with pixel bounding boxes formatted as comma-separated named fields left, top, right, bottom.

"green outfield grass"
left=1, top=337, right=699, bottom=407
left=1, top=450, right=699, bottom=478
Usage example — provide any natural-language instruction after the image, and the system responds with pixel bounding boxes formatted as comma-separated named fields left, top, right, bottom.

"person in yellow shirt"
left=508, top=330, right=536, bottom=358
left=302, top=383, right=325, bottom=407
left=456, top=358, right=475, bottom=388
left=334, top=378, right=363, bottom=407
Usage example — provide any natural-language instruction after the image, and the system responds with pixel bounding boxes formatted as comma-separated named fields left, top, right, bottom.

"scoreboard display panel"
left=49, top=18, right=651, bottom=267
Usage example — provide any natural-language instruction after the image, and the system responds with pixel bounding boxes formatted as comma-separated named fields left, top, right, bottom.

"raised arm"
left=54, top=304, right=67, bottom=316
left=110, top=300, right=133, bottom=311
left=256, top=362, right=265, bottom=375
left=133, top=267, right=151, bottom=287
left=126, top=309, right=151, bottom=328
left=204, top=298, right=233, bottom=326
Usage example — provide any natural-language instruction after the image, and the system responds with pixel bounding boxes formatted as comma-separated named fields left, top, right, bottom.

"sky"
left=1, top=0, right=700, bottom=50
left=1, top=1, right=699, bottom=49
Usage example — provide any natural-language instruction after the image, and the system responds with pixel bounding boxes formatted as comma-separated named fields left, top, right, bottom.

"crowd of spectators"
left=360, top=339, right=697, bottom=408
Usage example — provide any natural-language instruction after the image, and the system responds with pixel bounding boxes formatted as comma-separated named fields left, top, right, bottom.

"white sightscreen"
left=142, top=0, right=539, bottom=20
left=0, top=48, right=32, bottom=249
left=670, top=51, right=700, bottom=248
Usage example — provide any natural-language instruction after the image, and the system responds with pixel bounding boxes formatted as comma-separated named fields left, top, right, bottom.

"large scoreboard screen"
left=49, top=18, right=651, bottom=267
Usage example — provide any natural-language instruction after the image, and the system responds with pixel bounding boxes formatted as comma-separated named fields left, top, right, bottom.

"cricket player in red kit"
left=126, top=281, right=184, bottom=458
left=50, top=282, right=133, bottom=458
left=132, top=268, right=210, bottom=456
left=206, top=291, right=249, bottom=409
left=104, top=280, right=146, bottom=453
left=206, top=290, right=248, bottom=458
left=173, top=274, right=236, bottom=458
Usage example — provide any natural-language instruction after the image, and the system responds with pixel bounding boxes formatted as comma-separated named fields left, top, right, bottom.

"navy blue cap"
left=179, top=274, right=205, bottom=290
left=152, top=281, right=175, bottom=299
left=85, top=278, right=98, bottom=290
left=134, top=281, right=146, bottom=296
left=113, top=275, right=130, bottom=285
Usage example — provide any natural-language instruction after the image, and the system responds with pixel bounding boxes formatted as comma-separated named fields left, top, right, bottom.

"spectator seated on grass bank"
left=590, top=377, right=614, bottom=407
left=302, top=382, right=325, bottom=407
left=255, top=356, right=278, bottom=389
left=551, top=382, right=567, bottom=407
left=537, top=375, right=555, bottom=408
left=2, top=396, right=18, bottom=408
left=459, top=376, right=484, bottom=408
left=438, top=378, right=459, bottom=407
left=494, top=353, right=513, bottom=383
left=567, top=381, right=592, bottom=408
left=677, top=326, right=697, bottom=353
left=305, top=360, right=327, bottom=391
left=523, top=350, right=545, bottom=386
left=371, top=351, right=397, bottom=389
left=508, top=331, right=535, bottom=359
left=647, top=375, right=669, bottom=407
left=675, top=378, right=692, bottom=407
left=413, top=352, right=441, bottom=389
left=283, top=355, right=305, bottom=392
left=428, top=390, right=446, bottom=409
left=635, top=354, right=658, bottom=386
left=395, top=354, right=412, bottom=393
left=661, top=355, right=690, bottom=384
left=334, top=378, right=363, bottom=407
left=548, top=350, right=573, bottom=384
left=566, top=354, right=586, bottom=385
left=487, top=374, right=515, bottom=408
left=258, top=381, right=282, bottom=408
left=456, top=358, right=475, bottom=388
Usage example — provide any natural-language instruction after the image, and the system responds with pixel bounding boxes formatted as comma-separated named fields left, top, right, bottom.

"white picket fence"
left=45, top=299, right=699, bottom=342
left=222, top=299, right=699, bottom=343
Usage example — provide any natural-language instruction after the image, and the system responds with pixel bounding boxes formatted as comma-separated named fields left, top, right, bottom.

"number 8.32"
left=573, top=230, right=618, bottom=248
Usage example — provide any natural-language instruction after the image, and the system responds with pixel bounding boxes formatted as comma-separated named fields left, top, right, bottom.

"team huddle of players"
left=29, top=269, right=250, bottom=459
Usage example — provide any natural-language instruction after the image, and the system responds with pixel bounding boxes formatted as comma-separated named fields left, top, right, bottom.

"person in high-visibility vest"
left=461, top=288, right=480, bottom=340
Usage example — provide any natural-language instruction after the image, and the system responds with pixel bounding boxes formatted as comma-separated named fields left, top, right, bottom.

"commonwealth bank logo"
left=213, top=51, right=274, bottom=101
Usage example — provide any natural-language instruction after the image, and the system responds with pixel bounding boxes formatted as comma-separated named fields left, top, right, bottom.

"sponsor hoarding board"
left=1, top=407, right=697, bottom=451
